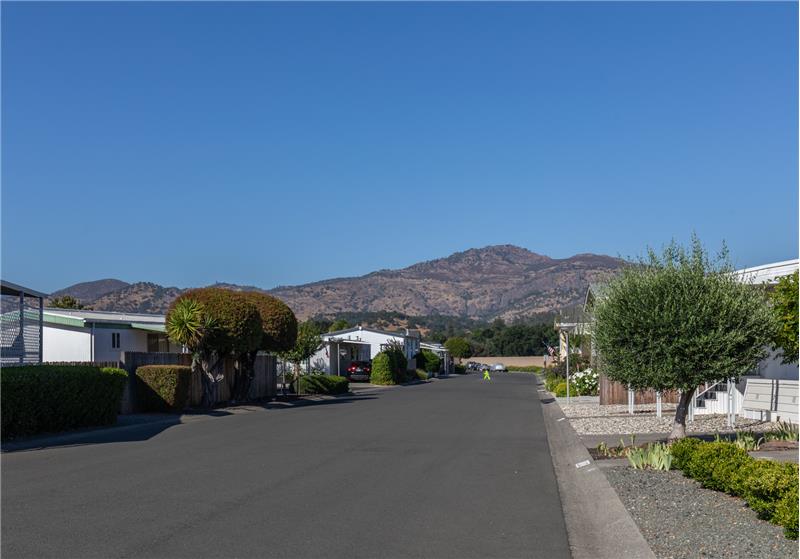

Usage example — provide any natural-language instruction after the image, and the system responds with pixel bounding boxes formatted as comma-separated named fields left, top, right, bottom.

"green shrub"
left=740, top=461, right=798, bottom=521
left=416, top=350, right=441, bottom=374
left=669, top=437, right=703, bottom=470
left=774, top=482, right=799, bottom=539
left=299, top=374, right=349, bottom=395
left=387, top=348, right=409, bottom=383
left=552, top=381, right=567, bottom=397
left=684, top=442, right=750, bottom=492
left=673, top=439, right=799, bottom=539
left=135, top=365, right=192, bottom=412
left=454, top=364, right=466, bottom=374
left=1, top=365, right=127, bottom=439
left=416, top=369, right=430, bottom=381
left=370, top=352, right=394, bottom=385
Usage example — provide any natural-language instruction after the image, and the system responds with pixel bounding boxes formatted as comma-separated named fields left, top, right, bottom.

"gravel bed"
left=605, top=468, right=796, bottom=559
left=562, top=403, right=773, bottom=435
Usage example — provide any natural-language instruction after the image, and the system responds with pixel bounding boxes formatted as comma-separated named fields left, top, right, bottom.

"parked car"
left=491, top=363, right=507, bottom=372
left=346, top=361, right=372, bottom=382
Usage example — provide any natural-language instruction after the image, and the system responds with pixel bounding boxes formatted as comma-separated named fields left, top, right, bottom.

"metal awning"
left=131, top=323, right=166, bottom=333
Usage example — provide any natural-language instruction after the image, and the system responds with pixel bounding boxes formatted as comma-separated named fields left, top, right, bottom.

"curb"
left=536, top=378, right=656, bottom=559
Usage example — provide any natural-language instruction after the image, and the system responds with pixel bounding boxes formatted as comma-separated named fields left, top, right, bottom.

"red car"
left=346, top=361, right=371, bottom=382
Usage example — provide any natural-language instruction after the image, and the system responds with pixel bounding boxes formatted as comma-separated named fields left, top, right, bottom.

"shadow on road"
left=1, top=395, right=378, bottom=454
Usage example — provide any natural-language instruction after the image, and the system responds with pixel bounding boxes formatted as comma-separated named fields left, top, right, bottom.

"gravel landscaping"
left=605, top=468, right=796, bottom=559
left=561, top=402, right=774, bottom=435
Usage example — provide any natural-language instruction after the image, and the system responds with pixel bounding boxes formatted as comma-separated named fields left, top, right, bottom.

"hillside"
left=48, top=245, right=624, bottom=319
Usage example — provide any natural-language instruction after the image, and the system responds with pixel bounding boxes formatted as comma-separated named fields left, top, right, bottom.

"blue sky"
left=2, top=2, right=797, bottom=293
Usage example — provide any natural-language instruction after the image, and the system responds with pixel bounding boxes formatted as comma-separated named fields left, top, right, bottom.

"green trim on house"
left=42, top=313, right=85, bottom=328
left=130, top=322, right=165, bottom=333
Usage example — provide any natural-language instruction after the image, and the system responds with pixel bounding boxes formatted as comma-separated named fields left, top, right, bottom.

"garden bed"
left=561, top=402, right=773, bottom=435
left=605, top=468, right=797, bottom=559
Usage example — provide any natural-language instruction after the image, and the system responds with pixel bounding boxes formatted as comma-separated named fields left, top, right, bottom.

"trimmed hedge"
left=136, top=365, right=192, bottom=412
left=370, top=353, right=394, bottom=385
left=1, top=365, right=127, bottom=439
left=299, top=374, right=349, bottom=395
left=671, top=438, right=799, bottom=539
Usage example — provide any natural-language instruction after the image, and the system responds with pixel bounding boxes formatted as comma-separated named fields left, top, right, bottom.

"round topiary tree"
left=166, top=287, right=262, bottom=407
left=593, top=237, right=776, bottom=440
left=234, top=292, right=298, bottom=401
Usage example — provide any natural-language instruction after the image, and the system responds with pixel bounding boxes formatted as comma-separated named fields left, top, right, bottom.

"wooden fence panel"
left=599, top=373, right=680, bottom=405
left=121, top=352, right=276, bottom=412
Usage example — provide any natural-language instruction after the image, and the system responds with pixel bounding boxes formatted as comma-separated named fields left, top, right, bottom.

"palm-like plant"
left=166, top=298, right=216, bottom=351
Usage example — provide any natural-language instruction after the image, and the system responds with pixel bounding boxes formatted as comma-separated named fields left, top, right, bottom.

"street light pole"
left=566, top=331, right=570, bottom=404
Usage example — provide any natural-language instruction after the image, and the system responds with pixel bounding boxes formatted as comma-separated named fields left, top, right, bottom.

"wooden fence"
left=599, top=373, right=680, bottom=405
left=118, top=352, right=277, bottom=413
left=45, top=353, right=277, bottom=413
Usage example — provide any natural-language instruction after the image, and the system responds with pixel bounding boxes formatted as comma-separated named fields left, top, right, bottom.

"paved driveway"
left=2, top=373, right=569, bottom=558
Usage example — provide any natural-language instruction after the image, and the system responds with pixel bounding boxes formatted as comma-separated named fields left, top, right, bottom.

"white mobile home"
left=311, top=326, right=421, bottom=376
left=42, top=309, right=181, bottom=362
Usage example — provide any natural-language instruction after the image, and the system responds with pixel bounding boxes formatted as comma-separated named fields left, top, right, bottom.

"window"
left=111, top=332, right=121, bottom=349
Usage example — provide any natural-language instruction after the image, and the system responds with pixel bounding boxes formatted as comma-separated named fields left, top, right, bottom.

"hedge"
left=1, top=365, right=127, bottom=439
left=370, top=353, right=394, bottom=385
left=671, top=438, right=799, bottom=539
left=299, top=374, right=349, bottom=395
left=136, top=365, right=192, bottom=412
left=416, top=350, right=440, bottom=374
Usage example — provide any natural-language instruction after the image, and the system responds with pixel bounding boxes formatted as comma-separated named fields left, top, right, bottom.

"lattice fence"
left=1, top=292, right=42, bottom=365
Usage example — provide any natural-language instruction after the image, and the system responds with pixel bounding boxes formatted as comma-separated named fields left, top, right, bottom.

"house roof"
left=42, top=308, right=166, bottom=332
left=734, top=259, right=799, bottom=285
left=1, top=280, right=47, bottom=299
left=322, top=325, right=417, bottom=340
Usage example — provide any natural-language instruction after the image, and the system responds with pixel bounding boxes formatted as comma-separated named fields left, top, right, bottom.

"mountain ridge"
left=46, top=245, right=624, bottom=320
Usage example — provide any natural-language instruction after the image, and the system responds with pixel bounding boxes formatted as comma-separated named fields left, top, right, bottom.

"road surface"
left=2, top=373, right=569, bottom=558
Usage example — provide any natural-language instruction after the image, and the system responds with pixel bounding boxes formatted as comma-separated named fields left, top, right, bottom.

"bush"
left=416, top=369, right=430, bottom=381
left=416, top=350, right=441, bottom=374
left=669, top=437, right=703, bottom=470
left=553, top=381, right=567, bottom=397
left=673, top=439, right=799, bottom=539
left=454, top=364, right=466, bottom=374
left=387, top=348, right=409, bottom=383
left=774, top=482, right=799, bottom=539
left=370, top=353, right=394, bottom=385
left=571, top=368, right=599, bottom=396
left=740, top=461, right=798, bottom=521
left=684, top=441, right=750, bottom=492
left=136, top=365, right=192, bottom=412
left=299, top=374, right=349, bottom=395
left=1, top=365, right=127, bottom=439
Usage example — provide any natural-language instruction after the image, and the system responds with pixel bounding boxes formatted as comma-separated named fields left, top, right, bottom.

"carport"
left=1, top=280, right=46, bottom=364
left=326, top=337, right=371, bottom=376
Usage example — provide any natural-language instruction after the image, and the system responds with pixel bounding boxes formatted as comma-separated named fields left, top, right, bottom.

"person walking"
left=483, top=368, right=491, bottom=381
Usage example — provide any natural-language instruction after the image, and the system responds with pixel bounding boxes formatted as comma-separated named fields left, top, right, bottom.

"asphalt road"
left=2, top=373, right=570, bottom=559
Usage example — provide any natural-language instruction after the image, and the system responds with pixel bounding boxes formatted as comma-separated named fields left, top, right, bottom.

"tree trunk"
left=232, top=351, right=257, bottom=403
left=669, top=389, right=695, bottom=441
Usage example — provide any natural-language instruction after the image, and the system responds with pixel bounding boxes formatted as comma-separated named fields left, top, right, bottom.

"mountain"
left=270, top=245, right=622, bottom=321
left=48, top=279, right=130, bottom=304
left=48, top=245, right=624, bottom=319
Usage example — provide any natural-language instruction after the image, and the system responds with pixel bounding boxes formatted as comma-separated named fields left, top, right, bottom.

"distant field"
left=466, top=356, right=551, bottom=368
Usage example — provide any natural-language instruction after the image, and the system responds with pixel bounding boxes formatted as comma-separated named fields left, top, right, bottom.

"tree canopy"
left=444, top=337, right=472, bottom=359
left=771, top=271, right=798, bottom=364
left=239, top=292, right=298, bottom=354
left=593, top=237, right=776, bottom=439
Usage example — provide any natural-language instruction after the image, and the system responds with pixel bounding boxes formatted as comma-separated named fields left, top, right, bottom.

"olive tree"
left=593, top=237, right=776, bottom=440
left=771, top=271, right=798, bottom=364
left=166, top=288, right=261, bottom=407
left=233, top=292, right=298, bottom=401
